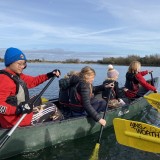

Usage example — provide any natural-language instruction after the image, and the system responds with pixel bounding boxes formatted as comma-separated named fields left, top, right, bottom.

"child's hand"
left=123, top=88, right=128, bottom=92
left=105, top=83, right=114, bottom=88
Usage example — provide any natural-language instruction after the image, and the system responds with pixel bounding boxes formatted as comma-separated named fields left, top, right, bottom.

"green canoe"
left=0, top=77, right=159, bottom=159
left=142, top=106, right=160, bottom=127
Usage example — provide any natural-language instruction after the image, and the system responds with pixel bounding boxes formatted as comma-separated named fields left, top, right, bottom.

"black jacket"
left=69, top=75, right=104, bottom=122
left=125, top=72, right=139, bottom=90
left=102, top=79, right=119, bottom=100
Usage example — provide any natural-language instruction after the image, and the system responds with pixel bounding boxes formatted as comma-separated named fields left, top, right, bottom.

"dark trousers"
left=91, top=97, right=106, bottom=112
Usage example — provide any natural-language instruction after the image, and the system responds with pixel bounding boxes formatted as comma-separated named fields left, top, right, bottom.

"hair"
left=64, top=70, right=79, bottom=79
left=128, top=61, right=141, bottom=73
left=79, top=66, right=96, bottom=93
left=79, top=66, right=96, bottom=82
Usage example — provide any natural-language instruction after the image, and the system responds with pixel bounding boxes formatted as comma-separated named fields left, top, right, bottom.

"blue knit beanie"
left=4, top=47, right=27, bottom=66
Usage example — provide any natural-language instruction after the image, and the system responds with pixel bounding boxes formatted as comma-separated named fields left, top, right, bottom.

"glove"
left=154, top=90, right=158, bottom=93
left=16, top=102, right=33, bottom=115
left=104, top=82, right=114, bottom=88
left=47, top=69, right=61, bottom=78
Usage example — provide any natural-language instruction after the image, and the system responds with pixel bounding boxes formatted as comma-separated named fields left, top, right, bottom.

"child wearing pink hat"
left=107, top=64, right=119, bottom=80
left=102, top=64, right=125, bottom=108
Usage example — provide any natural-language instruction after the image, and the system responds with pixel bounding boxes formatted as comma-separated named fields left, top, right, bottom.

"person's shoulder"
left=126, top=72, right=135, bottom=78
left=78, top=80, right=89, bottom=88
left=0, top=72, right=15, bottom=86
left=0, top=70, right=13, bottom=80
left=0, top=73, right=11, bottom=79
left=19, top=73, right=30, bottom=79
left=70, top=75, right=80, bottom=84
left=103, top=79, right=114, bottom=83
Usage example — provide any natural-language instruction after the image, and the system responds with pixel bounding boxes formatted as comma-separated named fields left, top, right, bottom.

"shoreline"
left=0, top=54, right=160, bottom=66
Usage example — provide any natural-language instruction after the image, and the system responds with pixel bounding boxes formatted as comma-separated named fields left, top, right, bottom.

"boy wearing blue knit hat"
left=0, top=47, right=61, bottom=128
left=4, top=47, right=27, bottom=67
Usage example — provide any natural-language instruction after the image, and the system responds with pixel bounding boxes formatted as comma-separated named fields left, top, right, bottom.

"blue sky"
left=1, top=0, right=160, bottom=57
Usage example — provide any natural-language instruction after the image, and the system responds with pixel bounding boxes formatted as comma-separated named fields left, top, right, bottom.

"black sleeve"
left=78, top=83, right=101, bottom=122
left=93, top=84, right=104, bottom=94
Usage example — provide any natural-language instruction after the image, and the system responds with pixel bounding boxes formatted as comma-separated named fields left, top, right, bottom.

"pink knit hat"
left=107, top=64, right=119, bottom=78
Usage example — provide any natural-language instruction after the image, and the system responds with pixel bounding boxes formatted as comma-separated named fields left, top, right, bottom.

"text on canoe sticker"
left=130, top=122, right=160, bottom=138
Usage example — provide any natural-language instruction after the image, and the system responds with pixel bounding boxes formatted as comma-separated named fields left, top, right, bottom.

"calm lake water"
left=0, top=62, right=160, bottom=160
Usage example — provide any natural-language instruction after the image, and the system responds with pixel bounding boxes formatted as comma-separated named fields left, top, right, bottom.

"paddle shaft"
left=0, top=76, right=56, bottom=149
left=150, top=72, right=154, bottom=86
left=97, top=89, right=112, bottom=144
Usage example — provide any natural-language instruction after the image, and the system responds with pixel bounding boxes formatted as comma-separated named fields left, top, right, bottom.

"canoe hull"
left=0, top=97, right=148, bottom=159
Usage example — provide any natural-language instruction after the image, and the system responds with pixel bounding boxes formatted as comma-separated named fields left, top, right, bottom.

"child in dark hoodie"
left=124, top=61, right=157, bottom=98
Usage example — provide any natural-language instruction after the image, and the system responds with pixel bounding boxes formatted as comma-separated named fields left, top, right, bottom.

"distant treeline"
left=98, top=54, right=160, bottom=66
left=0, top=54, right=160, bottom=66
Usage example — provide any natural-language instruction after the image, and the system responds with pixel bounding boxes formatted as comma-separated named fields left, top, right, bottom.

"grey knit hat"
left=107, top=64, right=119, bottom=78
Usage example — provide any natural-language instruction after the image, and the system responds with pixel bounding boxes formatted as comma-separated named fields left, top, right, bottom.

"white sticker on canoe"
left=118, top=110, right=129, bottom=116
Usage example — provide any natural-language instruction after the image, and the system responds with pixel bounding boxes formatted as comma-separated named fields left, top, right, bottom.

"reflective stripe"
left=31, top=106, right=55, bottom=121
left=0, top=106, right=6, bottom=114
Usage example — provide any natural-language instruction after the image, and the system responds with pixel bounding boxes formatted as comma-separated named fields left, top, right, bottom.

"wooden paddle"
left=89, top=88, right=112, bottom=160
left=113, top=118, right=160, bottom=153
left=0, top=76, right=56, bottom=149
left=144, top=93, right=160, bottom=112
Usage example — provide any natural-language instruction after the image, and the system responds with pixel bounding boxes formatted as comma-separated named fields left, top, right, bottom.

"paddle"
left=89, top=88, right=112, bottom=160
left=0, top=76, right=56, bottom=149
left=144, top=93, right=160, bottom=112
left=150, top=72, right=154, bottom=86
left=113, top=118, right=160, bottom=153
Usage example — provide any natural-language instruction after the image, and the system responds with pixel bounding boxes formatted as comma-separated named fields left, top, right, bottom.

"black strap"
left=0, top=70, right=19, bottom=94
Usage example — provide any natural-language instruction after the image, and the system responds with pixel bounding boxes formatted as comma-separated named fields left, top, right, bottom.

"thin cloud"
left=71, top=27, right=127, bottom=37
left=0, top=0, right=160, bottom=55
left=91, top=0, right=160, bottom=27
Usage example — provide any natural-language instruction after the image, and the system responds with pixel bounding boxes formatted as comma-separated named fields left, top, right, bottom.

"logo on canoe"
left=118, top=109, right=129, bottom=116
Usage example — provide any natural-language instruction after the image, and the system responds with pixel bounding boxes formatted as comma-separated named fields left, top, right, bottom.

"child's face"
left=115, top=76, right=118, bottom=80
left=8, top=60, right=26, bottom=75
left=137, top=66, right=141, bottom=72
left=86, top=75, right=95, bottom=84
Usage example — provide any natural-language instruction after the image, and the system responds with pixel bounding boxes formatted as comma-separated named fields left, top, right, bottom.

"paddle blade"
left=89, top=143, right=100, bottom=160
left=113, top=118, right=160, bottom=153
left=144, top=93, right=160, bottom=112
